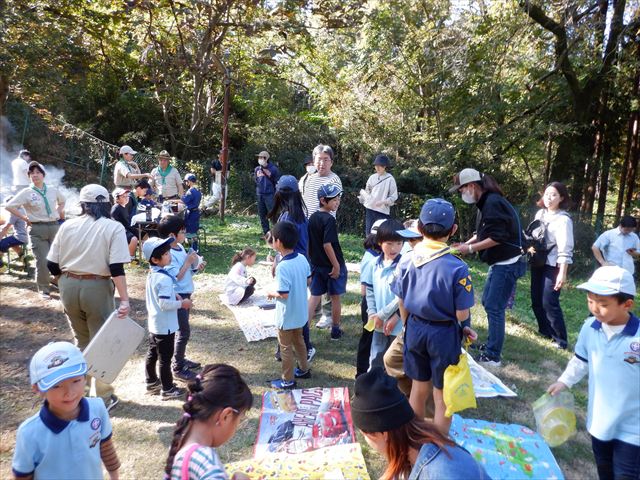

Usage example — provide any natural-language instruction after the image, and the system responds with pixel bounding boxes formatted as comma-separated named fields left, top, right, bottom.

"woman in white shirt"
left=359, top=155, right=398, bottom=235
left=530, top=181, right=574, bottom=349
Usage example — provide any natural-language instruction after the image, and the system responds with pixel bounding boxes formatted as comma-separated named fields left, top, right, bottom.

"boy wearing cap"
left=12, top=341, right=120, bottom=479
left=391, top=198, right=477, bottom=435
left=307, top=183, right=347, bottom=340
left=254, top=150, right=280, bottom=236
left=548, top=266, right=639, bottom=479
left=142, top=237, right=191, bottom=399
left=180, top=173, right=202, bottom=250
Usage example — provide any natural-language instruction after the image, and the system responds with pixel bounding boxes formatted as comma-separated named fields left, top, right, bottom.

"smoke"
left=0, top=116, right=81, bottom=216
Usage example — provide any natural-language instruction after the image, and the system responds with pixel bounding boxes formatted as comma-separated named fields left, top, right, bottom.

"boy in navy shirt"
left=12, top=341, right=120, bottom=479
left=180, top=173, right=202, bottom=251
left=548, top=266, right=639, bottom=479
left=307, top=184, right=347, bottom=340
left=267, top=221, right=311, bottom=389
left=391, top=198, right=477, bottom=435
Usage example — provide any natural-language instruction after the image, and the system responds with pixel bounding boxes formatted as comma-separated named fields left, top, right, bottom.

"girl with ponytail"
left=164, top=364, right=253, bottom=480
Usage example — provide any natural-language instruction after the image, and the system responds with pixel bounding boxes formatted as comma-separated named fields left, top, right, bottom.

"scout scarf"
left=157, top=164, right=172, bottom=185
left=119, top=159, right=132, bottom=173
left=30, top=183, right=52, bottom=217
left=412, top=239, right=454, bottom=267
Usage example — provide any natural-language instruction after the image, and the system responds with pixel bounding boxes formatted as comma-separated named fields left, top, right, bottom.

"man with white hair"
left=11, top=149, right=31, bottom=192
left=47, top=184, right=131, bottom=411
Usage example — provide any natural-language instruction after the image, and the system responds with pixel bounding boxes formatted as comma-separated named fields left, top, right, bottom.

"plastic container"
left=532, top=391, right=576, bottom=447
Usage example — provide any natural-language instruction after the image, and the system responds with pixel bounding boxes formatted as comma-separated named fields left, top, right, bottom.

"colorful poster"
left=450, top=415, right=564, bottom=479
left=226, top=443, right=370, bottom=480
left=467, top=351, right=517, bottom=398
left=254, top=387, right=356, bottom=459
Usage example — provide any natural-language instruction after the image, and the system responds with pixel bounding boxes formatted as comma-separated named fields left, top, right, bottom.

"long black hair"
left=81, top=202, right=111, bottom=220
left=267, top=189, right=307, bottom=224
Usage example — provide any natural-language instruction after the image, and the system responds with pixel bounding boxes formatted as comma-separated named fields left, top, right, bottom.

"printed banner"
left=218, top=293, right=277, bottom=342
left=450, top=415, right=564, bottom=479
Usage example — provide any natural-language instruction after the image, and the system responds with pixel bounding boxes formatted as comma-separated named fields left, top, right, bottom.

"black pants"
left=238, top=285, right=255, bottom=304
left=146, top=332, right=175, bottom=391
left=356, top=296, right=373, bottom=377
left=530, top=265, right=568, bottom=347
left=173, top=293, right=191, bottom=371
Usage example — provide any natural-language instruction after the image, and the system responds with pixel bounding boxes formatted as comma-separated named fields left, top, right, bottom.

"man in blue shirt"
left=254, top=150, right=279, bottom=236
left=592, top=216, right=640, bottom=275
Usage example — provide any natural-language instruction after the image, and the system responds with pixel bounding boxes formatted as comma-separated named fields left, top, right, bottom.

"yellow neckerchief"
left=412, top=239, right=454, bottom=267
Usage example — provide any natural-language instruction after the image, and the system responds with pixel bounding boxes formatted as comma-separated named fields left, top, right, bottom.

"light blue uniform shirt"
left=12, top=397, right=112, bottom=479
left=359, top=249, right=379, bottom=285
left=362, top=254, right=403, bottom=336
left=146, top=266, right=180, bottom=334
left=275, top=252, right=311, bottom=330
left=166, top=245, right=196, bottom=294
left=574, top=314, right=640, bottom=445
left=593, top=227, right=640, bottom=274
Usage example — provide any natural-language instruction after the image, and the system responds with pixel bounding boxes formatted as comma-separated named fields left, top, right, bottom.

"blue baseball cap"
left=29, top=341, right=87, bottom=391
left=276, top=175, right=299, bottom=193
left=317, top=183, right=342, bottom=200
left=419, top=198, right=455, bottom=230
left=142, top=237, right=173, bottom=261
left=183, top=173, right=197, bottom=183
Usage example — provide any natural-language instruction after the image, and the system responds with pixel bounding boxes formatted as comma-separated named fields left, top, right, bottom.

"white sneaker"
left=315, top=315, right=332, bottom=329
left=307, top=347, right=317, bottom=362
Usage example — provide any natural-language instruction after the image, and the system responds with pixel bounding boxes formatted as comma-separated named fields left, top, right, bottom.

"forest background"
left=1, top=0, right=639, bottom=244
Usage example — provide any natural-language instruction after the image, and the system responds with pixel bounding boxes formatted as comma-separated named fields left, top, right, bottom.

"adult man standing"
left=11, top=149, right=31, bottom=193
left=149, top=150, right=183, bottom=201
left=299, top=144, right=343, bottom=328
left=47, top=184, right=131, bottom=411
left=254, top=150, right=279, bottom=236
left=592, top=216, right=640, bottom=275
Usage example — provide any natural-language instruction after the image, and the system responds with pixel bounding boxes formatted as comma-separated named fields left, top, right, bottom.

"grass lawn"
left=1, top=212, right=619, bottom=479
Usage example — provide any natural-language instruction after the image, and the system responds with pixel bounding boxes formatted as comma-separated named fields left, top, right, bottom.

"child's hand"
left=247, top=276, right=256, bottom=286
left=370, top=315, right=383, bottom=330
left=547, top=382, right=568, bottom=395
left=384, top=315, right=399, bottom=336
left=187, top=251, right=199, bottom=263
left=197, top=260, right=207, bottom=271
left=462, top=326, right=478, bottom=342
left=176, top=293, right=183, bottom=301
left=181, top=298, right=193, bottom=309
left=329, top=265, right=340, bottom=279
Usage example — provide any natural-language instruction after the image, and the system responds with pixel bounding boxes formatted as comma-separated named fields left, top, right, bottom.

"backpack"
left=523, top=218, right=550, bottom=267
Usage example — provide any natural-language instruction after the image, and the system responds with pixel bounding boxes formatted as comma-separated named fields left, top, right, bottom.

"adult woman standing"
left=351, top=368, right=490, bottom=480
left=359, top=155, right=398, bottom=235
left=530, top=182, right=573, bottom=349
left=450, top=168, right=525, bottom=367
left=5, top=161, right=65, bottom=299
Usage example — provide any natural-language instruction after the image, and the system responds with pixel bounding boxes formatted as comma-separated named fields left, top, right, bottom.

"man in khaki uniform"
left=149, top=150, right=183, bottom=201
left=5, top=161, right=65, bottom=298
left=47, top=184, right=131, bottom=411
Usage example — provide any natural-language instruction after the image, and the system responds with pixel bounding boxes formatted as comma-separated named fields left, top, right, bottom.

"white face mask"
left=306, top=165, right=317, bottom=174
left=461, top=191, right=476, bottom=204
left=258, top=159, right=267, bottom=167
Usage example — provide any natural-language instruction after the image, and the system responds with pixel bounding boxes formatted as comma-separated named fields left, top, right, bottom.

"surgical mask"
left=461, top=191, right=476, bottom=204
left=306, top=165, right=317, bottom=174
left=258, top=159, right=267, bottom=167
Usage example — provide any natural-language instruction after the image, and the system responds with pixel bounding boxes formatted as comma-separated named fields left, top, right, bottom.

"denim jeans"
left=530, top=265, right=568, bottom=347
left=591, top=436, right=640, bottom=480
left=257, top=193, right=275, bottom=234
left=482, top=257, right=526, bottom=359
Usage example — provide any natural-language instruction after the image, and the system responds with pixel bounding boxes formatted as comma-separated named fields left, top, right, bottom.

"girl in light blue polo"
left=12, top=341, right=120, bottom=480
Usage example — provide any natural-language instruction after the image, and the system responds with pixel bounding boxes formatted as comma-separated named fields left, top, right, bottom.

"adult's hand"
left=117, top=300, right=130, bottom=318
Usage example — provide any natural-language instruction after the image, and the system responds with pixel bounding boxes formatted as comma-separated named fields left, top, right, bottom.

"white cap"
left=79, top=184, right=110, bottom=203
left=119, top=145, right=137, bottom=155
left=29, top=341, right=87, bottom=391
left=142, top=237, right=173, bottom=261
left=112, top=187, right=129, bottom=198
left=577, top=266, right=636, bottom=297
left=256, top=150, right=270, bottom=161
left=370, top=219, right=387, bottom=235
left=448, top=168, right=482, bottom=192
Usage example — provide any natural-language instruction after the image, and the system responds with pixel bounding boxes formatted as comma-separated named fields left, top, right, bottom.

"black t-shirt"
left=110, top=204, right=137, bottom=237
left=308, top=210, right=344, bottom=268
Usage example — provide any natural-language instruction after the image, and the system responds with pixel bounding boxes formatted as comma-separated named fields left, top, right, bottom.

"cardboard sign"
left=83, top=311, right=145, bottom=384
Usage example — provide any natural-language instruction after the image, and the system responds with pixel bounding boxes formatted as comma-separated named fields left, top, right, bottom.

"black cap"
left=373, top=154, right=390, bottom=167
left=351, top=368, right=415, bottom=432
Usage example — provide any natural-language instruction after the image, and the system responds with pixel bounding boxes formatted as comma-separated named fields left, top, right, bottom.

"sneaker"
left=315, top=315, right=332, bottom=329
left=174, top=367, right=197, bottom=382
left=306, top=347, right=317, bottom=363
left=330, top=326, right=344, bottom=340
left=270, top=379, right=296, bottom=389
left=184, top=359, right=201, bottom=370
left=105, top=394, right=119, bottom=412
left=161, top=385, right=186, bottom=400
left=477, top=353, right=502, bottom=367
left=146, top=380, right=161, bottom=394
left=294, top=368, right=311, bottom=379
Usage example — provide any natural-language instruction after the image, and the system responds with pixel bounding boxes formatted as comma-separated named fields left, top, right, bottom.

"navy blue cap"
left=373, top=155, right=390, bottom=167
left=302, top=155, right=313, bottom=166
left=276, top=175, right=299, bottom=192
left=419, top=198, right=455, bottom=229
left=317, top=183, right=342, bottom=200
left=183, top=173, right=197, bottom=183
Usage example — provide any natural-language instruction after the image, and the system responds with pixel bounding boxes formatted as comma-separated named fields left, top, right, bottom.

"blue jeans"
left=530, top=265, right=568, bottom=347
left=591, top=436, right=640, bottom=480
left=257, top=193, right=275, bottom=234
left=482, top=258, right=526, bottom=359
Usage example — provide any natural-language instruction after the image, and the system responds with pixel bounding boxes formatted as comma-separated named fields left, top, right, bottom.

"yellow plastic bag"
left=443, top=341, right=476, bottom=418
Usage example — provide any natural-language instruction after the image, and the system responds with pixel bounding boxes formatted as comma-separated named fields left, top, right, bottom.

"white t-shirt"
left=12, top=157, right=29, bottom=187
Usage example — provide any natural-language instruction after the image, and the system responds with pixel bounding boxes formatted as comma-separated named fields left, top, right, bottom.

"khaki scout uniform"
left=6, top=185, right=65, bottom=294
left=113, top=160, right=142, bottom=188
left=47, top=215, right=130, bottom=401
left=149, top=165, right=183, bottom=199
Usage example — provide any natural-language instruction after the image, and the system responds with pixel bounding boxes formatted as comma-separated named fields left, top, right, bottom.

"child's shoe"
left=161, top=385, right=186, bottom=400
left=270, top=379, right=296, bottom=389
left=294, top=368, right=311, bottom=379
left=315, top=315, right=332, bottom=329
left=146, top=380, right=162, bottom=394
left=477, top=352, right=501, bottom=367
left=306, top=347, right=317, bottom=362
left=105, top=394, right=119, bottom=412
left=330, top=326, right=344, bottom=340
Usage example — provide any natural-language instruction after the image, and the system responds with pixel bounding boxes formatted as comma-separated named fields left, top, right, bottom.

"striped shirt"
left=170, top=445, right=229, bottom=480
left=299, top=171, right=342, bottom=218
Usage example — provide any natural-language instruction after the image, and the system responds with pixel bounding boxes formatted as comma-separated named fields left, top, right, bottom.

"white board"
left=83, top=311, right=145, bottom=384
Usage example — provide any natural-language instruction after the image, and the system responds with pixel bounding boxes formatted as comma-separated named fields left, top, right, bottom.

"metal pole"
left=99, top=146, right=109, bottom=186
left=220, top=63, right=231, bottom=223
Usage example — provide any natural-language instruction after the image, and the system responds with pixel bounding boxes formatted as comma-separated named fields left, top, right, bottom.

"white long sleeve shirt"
left=363, top=173, right=398, bottom=215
